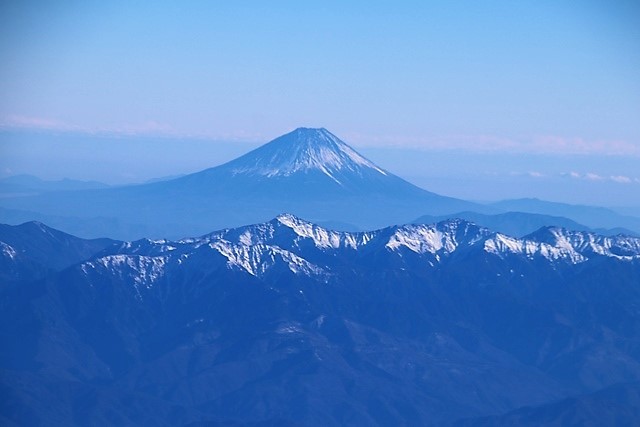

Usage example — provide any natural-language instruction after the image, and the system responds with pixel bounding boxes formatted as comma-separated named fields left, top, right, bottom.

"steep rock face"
left=2, top=217, right=640, bottom=426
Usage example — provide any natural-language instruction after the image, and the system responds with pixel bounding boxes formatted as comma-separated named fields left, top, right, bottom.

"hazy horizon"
left=2, top=127, right=640, bottom=208
left=1, top=2, right=639, bottom=207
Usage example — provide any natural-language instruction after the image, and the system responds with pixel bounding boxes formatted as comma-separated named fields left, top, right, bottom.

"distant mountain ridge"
left=413, top=210, right=639, bottom=238
left=491, top=198, right=640, bottom=235
left=0, top=174, right=109, bottom=195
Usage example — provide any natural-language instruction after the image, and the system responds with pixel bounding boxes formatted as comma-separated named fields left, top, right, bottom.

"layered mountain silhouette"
left=0, top=174, right=109, bottom=195
left=0, top=128, right=484, bottom=239
left=2, top=217, right=640, bottom=425
left=490, top=198, right=640, bottom=236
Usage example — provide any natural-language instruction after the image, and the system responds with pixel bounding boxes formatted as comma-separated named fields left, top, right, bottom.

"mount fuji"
left=0, top=128, right=483, bottom=239
left=212, top=127, right=390, bottom=184
left=165, top=127, right=440, bottom=197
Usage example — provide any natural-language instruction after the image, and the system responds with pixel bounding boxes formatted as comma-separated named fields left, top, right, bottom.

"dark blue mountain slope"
left=2, top=216, right=640, bottom=425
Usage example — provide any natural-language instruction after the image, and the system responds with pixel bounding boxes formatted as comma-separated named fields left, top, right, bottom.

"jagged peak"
left=275, top=212, right=307, bottom=226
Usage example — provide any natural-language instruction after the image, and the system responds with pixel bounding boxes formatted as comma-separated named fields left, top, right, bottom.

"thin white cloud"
left=342, top=132, right=640, bottom=157
left=585, top=172, right=605, bottom=181
left=564, top=171, right=637, bottom=184
left=2, top=116, right=639, bottom=156
left=0, top=115, right=180, bottom=137
left=343, top=133, right=521, bottom=152
left=1, top=115, right=82, bottom=132
left=0, top=114, right=263, bottom=142
left=530, top=136, right=639, bottom=156
left=118, top=120, right=173, bottom=134
left=610, top=175, right=632, bottom=184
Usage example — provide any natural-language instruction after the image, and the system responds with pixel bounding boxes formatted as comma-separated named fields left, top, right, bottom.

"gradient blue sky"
left=1, top=1, right=639, bottom=205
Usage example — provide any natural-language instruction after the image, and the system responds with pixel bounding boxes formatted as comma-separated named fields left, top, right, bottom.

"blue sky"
left=1, top=1, right=639, bottom=205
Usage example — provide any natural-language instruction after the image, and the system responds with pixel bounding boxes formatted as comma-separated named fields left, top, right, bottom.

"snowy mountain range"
left=93, top=214, right=640, bottom=284
left=3, top=217, right=640, bottom=425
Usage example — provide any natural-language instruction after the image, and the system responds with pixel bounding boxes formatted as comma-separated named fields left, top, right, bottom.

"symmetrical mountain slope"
left=2, top=216, right=640, bottom=426
left=0, top=128, right=482, bottom=239
left=171, top=127, right=437, bottom=197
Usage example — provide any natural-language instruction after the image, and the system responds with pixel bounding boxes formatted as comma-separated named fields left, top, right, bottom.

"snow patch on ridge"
left=1, top=242, right=18, bottom=260
left=541, top=228, right=640, bottom=260
left=386, top=226, right=457, bottom=254
left=81, top=254, right=169, bottom=300
left=276, top=213, right=365, bottom=249
left=210, top=240, right=325, bottom=277
left=385, top=220, right=488, bottom=255
left=484, top=234, right=586, bottom=263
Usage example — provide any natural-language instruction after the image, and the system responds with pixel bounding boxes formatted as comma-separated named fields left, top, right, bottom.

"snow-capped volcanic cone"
left=174, top=127, right=439, bottom=197
left=225, top=127, right=388, bottom=181
left=0, top=128, right=483, bottom=239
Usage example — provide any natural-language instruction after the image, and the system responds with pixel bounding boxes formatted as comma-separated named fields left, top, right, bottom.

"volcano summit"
left=223, top=127, right=388, bottom=180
